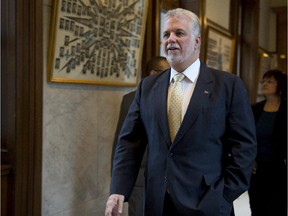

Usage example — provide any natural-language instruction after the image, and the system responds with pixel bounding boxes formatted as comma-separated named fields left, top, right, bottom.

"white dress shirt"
left=168, top=59, right=200, bottom=120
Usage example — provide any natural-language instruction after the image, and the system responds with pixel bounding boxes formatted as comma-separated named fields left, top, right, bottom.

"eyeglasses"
left=260, top=79, right=277, bottom=84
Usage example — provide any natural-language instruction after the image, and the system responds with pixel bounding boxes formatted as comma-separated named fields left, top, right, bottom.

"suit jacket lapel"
left=154, top=69, right=172, bottom=146
left=174, top=64, right=213, bottom=144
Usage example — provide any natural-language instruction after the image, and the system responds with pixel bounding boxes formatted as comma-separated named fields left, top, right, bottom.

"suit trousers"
left=162, top=192, right=179, bottom=216
left=162, top=192, right=235, bottom=216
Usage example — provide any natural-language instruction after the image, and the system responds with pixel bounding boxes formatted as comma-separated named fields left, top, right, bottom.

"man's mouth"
left=167, top=47, right=179, bottom=51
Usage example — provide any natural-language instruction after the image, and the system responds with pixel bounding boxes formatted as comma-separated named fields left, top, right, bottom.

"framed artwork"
left=205, top=27, right=234, bottom=73
left=47, top=0, right=149, bottom=86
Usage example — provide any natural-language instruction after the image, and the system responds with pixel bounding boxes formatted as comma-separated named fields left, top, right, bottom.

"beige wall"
left=205, top=0, right=230, bottom=30
left=259, top=0, right=277, bottom=51
left=43, top=1, right=132, bottom=215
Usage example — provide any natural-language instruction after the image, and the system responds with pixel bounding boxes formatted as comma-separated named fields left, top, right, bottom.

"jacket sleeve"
left=223, top=76, right=257, bottom=202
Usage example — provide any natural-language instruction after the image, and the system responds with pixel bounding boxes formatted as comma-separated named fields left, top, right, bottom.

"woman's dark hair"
left=263, top=69, right=287, bottom=100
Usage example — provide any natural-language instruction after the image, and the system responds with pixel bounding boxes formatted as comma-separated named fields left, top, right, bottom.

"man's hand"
left=105, top=194, right=125, bottom=216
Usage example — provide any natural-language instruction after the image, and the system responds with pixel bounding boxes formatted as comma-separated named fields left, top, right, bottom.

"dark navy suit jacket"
left=112, top=91, right=146, bottom=187
left=111, top=63, right=257, bottom=216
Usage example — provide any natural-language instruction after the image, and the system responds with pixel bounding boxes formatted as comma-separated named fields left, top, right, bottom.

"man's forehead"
left=163, top=26, right=187, bottom=33
left=164, top=17, right=189, bottom=27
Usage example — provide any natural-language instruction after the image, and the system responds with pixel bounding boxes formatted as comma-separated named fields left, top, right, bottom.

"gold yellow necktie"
left=168, top=73, right=185, bottom=142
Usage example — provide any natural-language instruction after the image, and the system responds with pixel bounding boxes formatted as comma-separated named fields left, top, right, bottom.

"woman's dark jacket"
left=252, top=100, right=287, bottom=163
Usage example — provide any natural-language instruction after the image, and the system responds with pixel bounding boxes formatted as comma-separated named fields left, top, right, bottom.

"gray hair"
left=165, top=8, right=201, bottom=37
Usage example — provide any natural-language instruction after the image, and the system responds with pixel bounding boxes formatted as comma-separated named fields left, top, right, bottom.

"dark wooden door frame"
left=1, top=0, right=43, bottom=215
left=239, top=0, right=260, bottom=103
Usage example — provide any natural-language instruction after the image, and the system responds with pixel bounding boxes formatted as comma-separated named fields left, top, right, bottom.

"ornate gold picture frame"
left=47, top=0, right=149, bottom=86
left=205, top=26, right=234, bottom=73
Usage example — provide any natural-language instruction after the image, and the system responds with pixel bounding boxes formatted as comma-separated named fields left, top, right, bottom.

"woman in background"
left=248, top=69, right=287, bottom=216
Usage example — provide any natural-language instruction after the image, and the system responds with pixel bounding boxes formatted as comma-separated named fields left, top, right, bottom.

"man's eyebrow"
left=164, top=28, right=185, bottom=33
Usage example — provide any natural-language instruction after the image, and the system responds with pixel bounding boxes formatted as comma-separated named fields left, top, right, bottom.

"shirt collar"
left=170, top=59, right=200, bottom=83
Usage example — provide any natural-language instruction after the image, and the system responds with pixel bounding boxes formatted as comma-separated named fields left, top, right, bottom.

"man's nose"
left=167, top=33, right=176, bottom=43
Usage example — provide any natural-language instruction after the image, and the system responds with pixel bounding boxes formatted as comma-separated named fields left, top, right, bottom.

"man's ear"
left=193, top=35, right=201, bottom=50
left=196, top=35, right=201, bottom=47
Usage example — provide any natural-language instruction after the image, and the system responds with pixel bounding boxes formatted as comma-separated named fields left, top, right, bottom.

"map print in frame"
left=47, top=0, right=149, bottom=86
left=205, top=27, right=234, bottom=73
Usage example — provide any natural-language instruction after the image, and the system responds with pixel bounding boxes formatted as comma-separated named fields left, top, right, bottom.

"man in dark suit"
left=111, top=56, right=170, bottom=216
left=106, top=8, right=257, bottom=216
